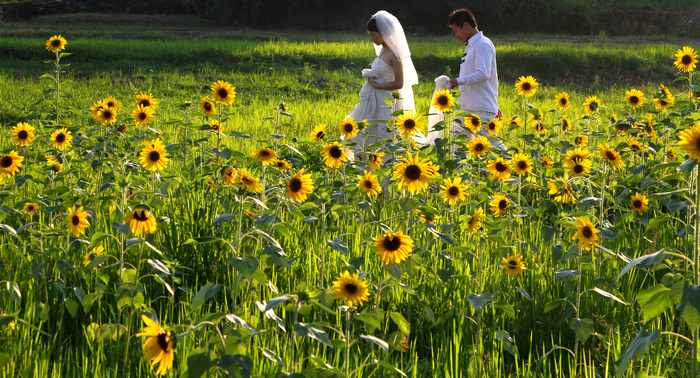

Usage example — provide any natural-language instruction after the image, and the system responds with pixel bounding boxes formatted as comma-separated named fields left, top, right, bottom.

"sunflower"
left=50, top=128, right=73, bottom=150
left=132, top=105, right=155, bottom=126
left=464, top=114, right=482, bottom=133
left=238, top=168, right=264, bottom=193
left=252, top=147, right=277, bottom=165
left=500, top=254, right=526, bottom=277
left=574, top=134, right=588, bottom=147
left=375, top=230, right=413, bottom=264
left=511, top=153, right=533, bottom=176
left=531, top=118, right=547, bottom=135
left=489, top=192, right=510, bottom=217
left=66, top=205, right=90, bottom=236
left=23, top=202, right=39, bottom=216
left=137, top=315, right=175, bottom=376
left=441, top=177, right=468, bottom=205
left=583, top=96, right=601, bottom=114
left=678, top=124, right=700, bottom=160
left=654, top=97, right=674, bottom=112
left=395, top=113, right=423, bottom=138
left=104, top=96, right=121, bottom=111
left=96, top=106, right=118, bottom=125
left=210, top=80, right=236, bottom=105
left=467, top=135, right=491, bottom=157
left=392, top=154, right=439, bottom=194
left=332, top=271, right=370, bottom=307
left=308, top=124, right=327, bottom=141
left=208, top=119, right=223, bottom=133
left=322, top=142, right=348, bottom=169
left=630, top=193, right=649, bottom=215
left=564, top=148, right=591, bottom=167
left=547, top=178, right=576, bottom=204
left=339, top=117, right=359, bottom=141
left=674, top=46, right=698, bottom=73
left=199, top=96, right=216, bottom=117
left=274, top=159, right=292, bottom=171
left=509, top=116, right=524, bottom=128
left=134, top=92, right=158, bottom=110
left=357, top=171, right=382, bottom=198
left=82, top=245, right=104, bottom=268
left=566, top=157, right=592, bottom=177
left=541, top=155, right=554, bottom=169
left=46, top=154, right=64, bottom=172
left=90, top=100, right=108, bottom=122
left=0, top=151, right=23, bottom=177
left=287, top=168, right=314, bottom=203
left=368, top=150, right=384, bottom=170
left=486, top=118, right=501, bottom=135
left=628, top=138, right=644, bottom=153
left=574, top=217, right=599, bottom=250
left=560, top=118, right=572, bottom=131
left=487, top=157, right=511, bottom=181
left=625, top=88, right=645, bottom=110
left=11, top=122, right=35, bottom=147
left=555, top=92, right=570, bottom=111
left=464, top=207, right=485, bottom=233
left=598, top=144, right=625, bottom=170
left=45, top=35, right=67, bottom=53
left=432, top=89, right=456, bottom=112
left=221, top=166, right=239, bottom=185
left=139, top=139, right=170, bottom=172
left=125, top=206, right=158, bottom=236
left=515, top=75, right=539, bottom=97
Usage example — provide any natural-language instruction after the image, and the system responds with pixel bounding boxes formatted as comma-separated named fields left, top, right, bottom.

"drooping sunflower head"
left=368, top=150, right=385, bottom=170
left=357, top=171, right=382, bottom=199
left=678, top=124, right=700, bottom=161
left=628, top=137, right=643, bottom=153
left=465, top=207, right=485, bottom=233
left=332, top=271, right=370, bottom=308
left=309, top=124, right=327, bottom=141
left=392, top=154, right=439, bottom=194
left=625, top=88, right=646, bottom=110
left=210, top=80, right=236, bottom=105
left=395, top=113, right=423, bottom=137
left=574, top=134, right=588, bottom=147
left=487, top=157, right=511, bottom=181
left=467, top=135, right=491, bottom=157
left=132, top=105, right=155, bottom=126
left=375, top=231, right=413, bottom=265
left=463, top=114, right=482, bottom=133
left=23, top=202, right=39, bottom=216
left=322, top=142, right=347, bottom=169
left=509, top=116, right=524, bottom=128
left=221, top=166, right=239, bottom=185
left=486, top=118, right=501, bottom=135
left=515, top=75, right=539, bottom=97
left=432, top=89, right=455, bottom=112
left=512, top=153, right=533, bottom=176
left=441, top=177, right=467, bottom=205
left=46, top=154, right=64, bottom=172
left=583, top=96, right=601, bottom=114
left=134, top=92, right=159, bottom=110
left=674, top=46, right=698, bottom=73
left=50, top=128, right=73, bottom=150
left=45, top=35, right=67, bottom=53
left=139, top=138, right=170, bottom=172
left=560, top=118, right=572, bottom=131
left=598, top=144, right=625, bottom=170
left=0, top=151, right=24, bottom=177
left=125, top=206, right=158, bottom=237
left=274, top=159, right=292, bottom=171
left=82, top=245, right=104, bottom=268
left=339, top=117, right=359, bottom=140
left=199, top=96, right=217, bottom=117
left=137, top=315, right=175, bottom=376
left=287, top=168, right=314, bottom=203
left=253, top=147, right=277, bottom=165
left=11, top=122, right=35, bottom=147
left=237, top=168, right=264, bottom=193
left=630, top=192, right=649, bottom=215
left=66, top=205, right=90, bottom=236
left=574, top=217, right=599, bottom=250
left=489, top=192, right=510, bottom=217
left=541, top=155, right=554, bottom=169
left=500, top=254, right=526, bottom=277
left=555, top=92, right=570, bottom=110
left=547, top=177, right=577, bottom=204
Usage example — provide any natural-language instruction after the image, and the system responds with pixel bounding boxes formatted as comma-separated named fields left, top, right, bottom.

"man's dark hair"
left=367, top=17, right=379, bottom=32
left=448, top=8, right=477, bottom=28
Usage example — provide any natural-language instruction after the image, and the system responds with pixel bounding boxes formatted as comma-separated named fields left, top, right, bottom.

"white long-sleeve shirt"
left=456, top=31, right=499, bottom=114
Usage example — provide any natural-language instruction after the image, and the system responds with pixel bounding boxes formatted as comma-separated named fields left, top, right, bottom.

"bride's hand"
left=368, top=78, right=379, bottom=88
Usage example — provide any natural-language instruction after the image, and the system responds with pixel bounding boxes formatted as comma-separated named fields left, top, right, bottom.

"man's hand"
left=449, top=78, right=459, bottom=89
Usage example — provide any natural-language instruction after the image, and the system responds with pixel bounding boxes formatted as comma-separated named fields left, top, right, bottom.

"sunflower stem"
left=344, top=309, right=352, bottom=377
left=695, top=165, right=700, bottom=285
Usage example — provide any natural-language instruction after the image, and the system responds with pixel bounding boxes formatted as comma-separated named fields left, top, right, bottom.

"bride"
left=348, top=10, right=418, bottom=150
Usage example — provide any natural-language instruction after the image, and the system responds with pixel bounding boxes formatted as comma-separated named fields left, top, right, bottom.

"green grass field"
left=1, top=14, right=699, bottom=377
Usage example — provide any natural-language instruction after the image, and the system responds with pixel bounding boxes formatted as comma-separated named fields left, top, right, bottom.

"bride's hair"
left=367, top=17, right=379, bottom=32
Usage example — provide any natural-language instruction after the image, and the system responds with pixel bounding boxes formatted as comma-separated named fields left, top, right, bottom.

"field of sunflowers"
left=1, top=22, right=700, bottom=377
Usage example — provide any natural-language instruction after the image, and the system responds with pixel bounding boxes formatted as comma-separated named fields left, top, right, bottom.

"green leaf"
left=191, top=282, right=222, bottom=310
left=591, top=287, right=628, bottom=305
left=64, top=297, right=79, bottom=318
left=568, top=318, right=595, bottom=343
left=119, top=268, right=137, bottom=284
left=187, top=350, right=211, bottom=378
left=294, top=322, right=333, bottom=347
left=218, top=354, right=252, bottom=378
left=326, top=238, right=349, bottom=254
left=680, top=285, right=700, bottom=331
left=467, top=293, right=494, bottom=310
left=355, top=310, right=383, bottom=333
left=230, top=256, right=258, bottom=279
left=636, top=284, right=673, bottom=322
left=615, top=328, right=658, bottom=376
left=389, top=312, right=410, bottom=336
left=617, top=250, right=666, bottom=279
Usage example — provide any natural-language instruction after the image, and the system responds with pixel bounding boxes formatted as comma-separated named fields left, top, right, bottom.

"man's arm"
left=451, top=43, right=493, bottom=88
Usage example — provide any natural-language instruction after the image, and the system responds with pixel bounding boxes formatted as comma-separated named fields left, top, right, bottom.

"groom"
left=447, top=8, right=505, bottom=151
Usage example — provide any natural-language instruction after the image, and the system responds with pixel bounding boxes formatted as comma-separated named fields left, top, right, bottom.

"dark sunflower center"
left=51, top=39, right=60, bottom=47
left=522, top=83, right=531, bottom=91
left=344, top=123, right=354, bottom=132
left=157, top=332, right=169, bottom=351
left=1, top=157, right=12, bottom=168
left=682, top=55, right=692, bottom=65
left=218, top=88, right=228, bottom=99
left=475, top=143, right=484, bottom=152
left=72, top=215, right=80, bottom=226
left=204, top=102, right=212, bottom=111
left=438, top=95, right=448, bottom=106
left=405, top=165, right=422, bottom=180
left=508, top=260, right=518, bottom=269
left=382, top=236, right=402, bottom=251
left=329, top=146, right=342, bottom=159
left=242, top=177, right=253, bottom=185
left=149, top=151, right=161, bottom=162
left=660, top=99, right=668, bottom=106
left=633, top=200, right=642, bottom=208
left=107, top=101, right=115, bottom=108
left=574, top=164, right=584, bottom=174
left=344, top=283, right=358, bottom=295
left=18, top=130, right=28, bottom=139
left=488, top=122, right=496, bottom=130
left=139, top=99, right=150, bottom=107
left=448, top=186, right=459, bottom=196
left=138, top=112, right=146, bottom=120
left=28, top=205, right=35, bottom=211
left=560, top=98, right=568, bottom=105
left=495, top=162, right=507, bottom=172
left=363, top=180, right=373, bottom=189
left=289, top=178, right=302, bottom=192
left=605, top=151, right=615, bottom=160
left=589, top=102, right=598, bottom=111
left=517, top=161, right=527, bottom=170
left=56, top=133, right=66, bottom=143
left=582, top=226, right=593, bottom=238
left=471, top=118, right=479, bottom=126
left=316, top=131, right=325, bottom=139
left=134, top=210, right=149, bottom=221
left=630, top=96, right=639, bottom=104
left=260, top=150, right=271, bottom=158
left=498, top=199, right=508, bottom=209
left=404, top=119, right=415, bottom=129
